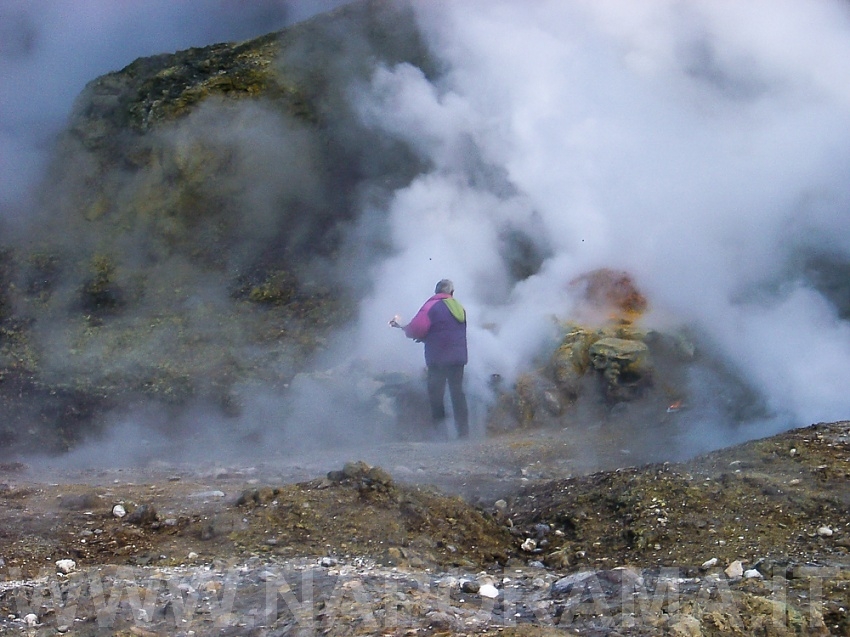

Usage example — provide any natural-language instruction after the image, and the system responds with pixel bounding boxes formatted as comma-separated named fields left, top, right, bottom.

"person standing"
left=391, top=279, right=469, bottom=438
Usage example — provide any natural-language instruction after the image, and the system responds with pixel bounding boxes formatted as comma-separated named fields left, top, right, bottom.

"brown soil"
left=0, top=421, right=849, bottom=635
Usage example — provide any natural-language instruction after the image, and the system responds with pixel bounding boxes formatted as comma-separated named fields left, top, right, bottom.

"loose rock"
left=478, top=583, right=499, bottom=598
left=724, top=560, right=744, bottom=580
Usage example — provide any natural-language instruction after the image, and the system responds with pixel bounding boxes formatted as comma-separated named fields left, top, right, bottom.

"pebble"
left=724, top=560, right=744, bottom=580
left=494, top=499, right=507, bottom=511
left=551, top=571, right=595, bottom=596
left=437, top=576, right=458, bottom=589
left=701, top=557, right=718, bottom=569
left=817, top=526, right=834, bottom=537
left=126, top=503, right=158, bottom=525
left=320, top=557, right=338, bottom=567
left=112, top=504, right=126, bottom=518
left=190, top=490, right=225, bottom=499
left=478, top=583, right=499, bottom=598
left=24, top=613, right=37, bottom=627
left=521, top=538, right=537, bottom=552
left=55, top=559, right=76, bottom=574
left=744, top=569, right=763, bottom=579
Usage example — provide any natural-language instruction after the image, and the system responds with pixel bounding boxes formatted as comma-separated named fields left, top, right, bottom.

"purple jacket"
left=404, top=293, right=468, bottom=367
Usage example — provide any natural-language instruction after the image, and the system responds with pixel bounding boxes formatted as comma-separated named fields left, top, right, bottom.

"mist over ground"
left=4, top=0, right=850, bottom=468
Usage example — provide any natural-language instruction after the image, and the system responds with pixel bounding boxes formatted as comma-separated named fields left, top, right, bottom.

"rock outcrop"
left=0, top=1, right=432, bottom=454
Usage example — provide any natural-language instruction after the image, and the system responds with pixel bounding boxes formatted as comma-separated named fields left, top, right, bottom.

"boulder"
left=588, top=337, right=652, bottom=401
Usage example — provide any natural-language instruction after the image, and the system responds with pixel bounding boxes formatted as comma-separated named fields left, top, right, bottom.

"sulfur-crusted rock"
left=588, top=336, right=652, bottom=401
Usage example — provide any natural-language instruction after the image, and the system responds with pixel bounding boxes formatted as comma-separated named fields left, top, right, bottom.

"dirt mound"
left=233, top=460, right=511, bottom=570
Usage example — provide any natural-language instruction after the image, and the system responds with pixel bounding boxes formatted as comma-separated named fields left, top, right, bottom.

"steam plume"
left=5, top=0, right=850, bottom=467
left=349, top=0, right=850, bottom=450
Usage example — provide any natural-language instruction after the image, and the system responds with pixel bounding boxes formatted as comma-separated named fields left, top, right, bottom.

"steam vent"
left=3, top=2, right=850, bottom=635
left=0, top=0, right=775, bottom=456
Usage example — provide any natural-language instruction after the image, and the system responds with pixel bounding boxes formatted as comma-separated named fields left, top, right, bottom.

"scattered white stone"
left=320, top=557, right=338, bottom=567
left=24, top=613, right=38, bottom=627
left=551, top=571, right=595, bottom=596
left=437, top=576, right=458, bottom=589
left=190, top=490, right=225, bottom=499
left=187, top=551, right=199, bottom=559
left=724, top=560, right=744, bottom=580
left=112, top=504, right=126, bottom=518
left=818, top=526, right=834, bottom=537
left=478, top=583, right=499, bottom=598
left=744, top=569, right=764, bottom=579
left=494, top=499, right=507, bottom=511
left=55, top=559, right=76, bottom=574
left=521, top=538, right=537, bottom=552
left=701, top=557, right=718, bottom=569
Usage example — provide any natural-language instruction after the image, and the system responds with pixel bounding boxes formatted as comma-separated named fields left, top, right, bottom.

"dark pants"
left=427, top=364, right=468, bottom=438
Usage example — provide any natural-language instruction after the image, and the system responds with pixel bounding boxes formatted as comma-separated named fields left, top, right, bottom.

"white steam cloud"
left=351, top=0, right=850, bottom=439
left=6, top=0, right=850, bottom=468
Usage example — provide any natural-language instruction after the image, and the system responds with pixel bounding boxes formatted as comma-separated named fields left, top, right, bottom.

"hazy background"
left=352, top=0, right=850, bottom=446
left=4, top=0, right=850, bottom=467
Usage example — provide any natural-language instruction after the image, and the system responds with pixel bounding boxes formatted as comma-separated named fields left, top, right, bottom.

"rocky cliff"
left=0, top=0, right=763, bottom=458
left=0, top=0, right=435, bottom=454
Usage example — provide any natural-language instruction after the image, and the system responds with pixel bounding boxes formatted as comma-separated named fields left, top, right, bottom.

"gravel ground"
left=0, top=422, right=848, bottom=635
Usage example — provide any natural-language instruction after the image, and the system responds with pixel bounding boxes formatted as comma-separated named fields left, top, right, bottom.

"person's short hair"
left=435, top=279, right=454, bottom=294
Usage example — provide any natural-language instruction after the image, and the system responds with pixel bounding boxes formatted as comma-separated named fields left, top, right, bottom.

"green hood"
left=443, top=298, right=466, bottom=323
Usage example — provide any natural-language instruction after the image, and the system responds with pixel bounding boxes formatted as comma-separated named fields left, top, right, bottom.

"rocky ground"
left=0, top=420, right=848, bottom=636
